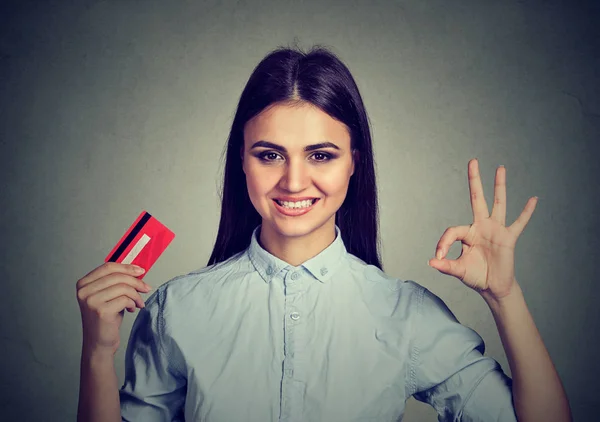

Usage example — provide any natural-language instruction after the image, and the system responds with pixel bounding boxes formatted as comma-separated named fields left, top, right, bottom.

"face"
left=241, top=102, right=358, bottom=240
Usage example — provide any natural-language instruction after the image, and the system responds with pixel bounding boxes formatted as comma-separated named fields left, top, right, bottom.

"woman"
left=77, top=45, right=572, bottom=421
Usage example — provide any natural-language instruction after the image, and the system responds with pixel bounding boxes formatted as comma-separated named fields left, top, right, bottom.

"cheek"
left=316, top=168, right=352, bottom=196
left=245, top=166, right=277, bottom=195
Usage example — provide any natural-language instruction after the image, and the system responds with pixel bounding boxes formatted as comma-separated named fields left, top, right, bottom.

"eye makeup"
left=253, top=151, right=337, bottom=163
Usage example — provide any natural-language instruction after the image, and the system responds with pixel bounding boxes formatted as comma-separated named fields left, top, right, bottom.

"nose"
left=279, top=157, right=311, bottom=192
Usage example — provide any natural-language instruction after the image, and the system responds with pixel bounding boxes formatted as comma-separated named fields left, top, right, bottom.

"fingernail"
left=436, top=249, right=443, bottom=260
left=133, top=266, right=145, bottom=274
left=144, top=284, right=153, bottom=291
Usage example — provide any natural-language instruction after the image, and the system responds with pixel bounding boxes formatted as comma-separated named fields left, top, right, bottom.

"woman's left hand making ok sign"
left=427, top=158, right=538, bottom=301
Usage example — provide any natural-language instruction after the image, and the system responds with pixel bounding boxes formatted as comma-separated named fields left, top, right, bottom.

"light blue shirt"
left=119, top=224, right=516, bottom=421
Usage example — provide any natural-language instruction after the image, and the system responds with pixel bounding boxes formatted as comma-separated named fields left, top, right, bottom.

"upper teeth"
left=277, top=199, right=315, bottom=208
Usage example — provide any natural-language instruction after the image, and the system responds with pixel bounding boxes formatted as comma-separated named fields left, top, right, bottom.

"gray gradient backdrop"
left=1, top=0, right=599, bottom=421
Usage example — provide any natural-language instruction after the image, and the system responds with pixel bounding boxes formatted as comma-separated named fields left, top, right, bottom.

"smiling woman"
left=207, top=44, right=382, bottom=273
left=241, top=102, right=360, bottom=266
left=77, top=43, right=569, bottom=422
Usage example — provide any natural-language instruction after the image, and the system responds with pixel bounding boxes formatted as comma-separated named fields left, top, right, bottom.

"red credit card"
left=104, top=210, right=175, bottom=278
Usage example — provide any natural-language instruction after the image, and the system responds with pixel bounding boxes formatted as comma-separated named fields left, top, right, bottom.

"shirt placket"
left=279, top=268, right=307, bottom=422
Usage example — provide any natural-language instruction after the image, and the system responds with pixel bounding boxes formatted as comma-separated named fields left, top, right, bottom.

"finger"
left=508, top=196, right=538, bottom=237
left=490, top=165, right=507, bottom=226
left=104, top=296, right=138, bottom=315
left=468, top=159, right=490, bottom=222
left=435, top=225, right=471, bottom=260
left=77, top=262, right=146, bottom=290
left=77, top=272, right=151, bottom=303
left=428, top=255, right=467, bottom=280
left=86, top=284, right=146, bottom=310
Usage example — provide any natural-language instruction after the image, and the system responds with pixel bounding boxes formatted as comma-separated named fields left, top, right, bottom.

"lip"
left=273, top=196, right=318, bottom=201
left=272, top=198, right=319, bottom=216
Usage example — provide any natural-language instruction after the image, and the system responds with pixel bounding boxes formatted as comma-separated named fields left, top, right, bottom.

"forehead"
left=244, top=103, right=350, bottom=146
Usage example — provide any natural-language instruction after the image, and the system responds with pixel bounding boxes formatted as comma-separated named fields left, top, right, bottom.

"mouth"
left=272, top=198, right=319, bottom=216
left=273, top=198, right=318, bottom=208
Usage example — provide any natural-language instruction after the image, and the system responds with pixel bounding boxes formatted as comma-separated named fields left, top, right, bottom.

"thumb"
left=428, top=258, right=464, bottom=279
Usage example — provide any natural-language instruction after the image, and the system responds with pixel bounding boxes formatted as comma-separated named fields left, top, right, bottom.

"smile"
left=272, top=198, right=319, bottom=216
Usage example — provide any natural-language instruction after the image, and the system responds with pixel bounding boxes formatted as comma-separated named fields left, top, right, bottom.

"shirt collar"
left=248, top=223, right=347, bottom=284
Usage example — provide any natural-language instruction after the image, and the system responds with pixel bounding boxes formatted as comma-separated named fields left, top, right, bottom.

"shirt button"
left=291, top=272, right=299, bottom=281
left=266, top=267, right=273, bottom=275
left=285, top=369, right=293, bottom=377
left=320, top=267, right=328, bottom=276
left=290, top=312, right=300, bottom=321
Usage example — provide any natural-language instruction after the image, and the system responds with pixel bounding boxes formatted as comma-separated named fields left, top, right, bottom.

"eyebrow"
left=249, top=140, right=341, bottom=153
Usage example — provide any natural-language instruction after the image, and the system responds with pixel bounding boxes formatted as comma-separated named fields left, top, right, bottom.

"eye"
left=257, top=151, right=283, bottom=162
left=312, top=152, right=332, bottom=162
left=255, top=151, right=335, bottom=163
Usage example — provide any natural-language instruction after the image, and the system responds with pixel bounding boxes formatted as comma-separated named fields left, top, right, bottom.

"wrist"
left=81, top=344, right=116, bottom=364
left=480, top=280, right=523, bottom=310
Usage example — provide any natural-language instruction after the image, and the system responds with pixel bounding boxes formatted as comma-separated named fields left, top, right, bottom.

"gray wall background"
left=1, top=0, right=598, bottom=421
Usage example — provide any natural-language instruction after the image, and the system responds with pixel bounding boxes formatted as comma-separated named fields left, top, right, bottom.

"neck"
left=258, top=219, right=336, bottom=267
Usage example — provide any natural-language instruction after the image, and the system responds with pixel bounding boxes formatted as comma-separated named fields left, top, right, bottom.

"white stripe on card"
left=121, top=233, right=151, bottom=264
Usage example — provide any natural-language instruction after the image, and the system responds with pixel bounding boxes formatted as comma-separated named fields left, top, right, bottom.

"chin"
left=267, top=213, right=335, bottom=239
left=272, top=222, right=318, bottom=237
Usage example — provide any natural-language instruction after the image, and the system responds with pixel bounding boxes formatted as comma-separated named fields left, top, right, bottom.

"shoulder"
left=146, top=249, right=251, bottom=312
left=346, top=252, right=425, bottom=295
left=345, top=253, right=430, bottom=318
left=345, top=255, right=466, bottom=328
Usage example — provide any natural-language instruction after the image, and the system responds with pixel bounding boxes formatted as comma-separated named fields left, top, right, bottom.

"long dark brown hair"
left=207, top=43, right=383, bottom=271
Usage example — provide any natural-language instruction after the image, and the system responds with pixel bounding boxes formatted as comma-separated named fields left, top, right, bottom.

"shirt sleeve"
left=119, top=287, right=187, bottom=421
left=407, top=282, right=517, bottom=422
